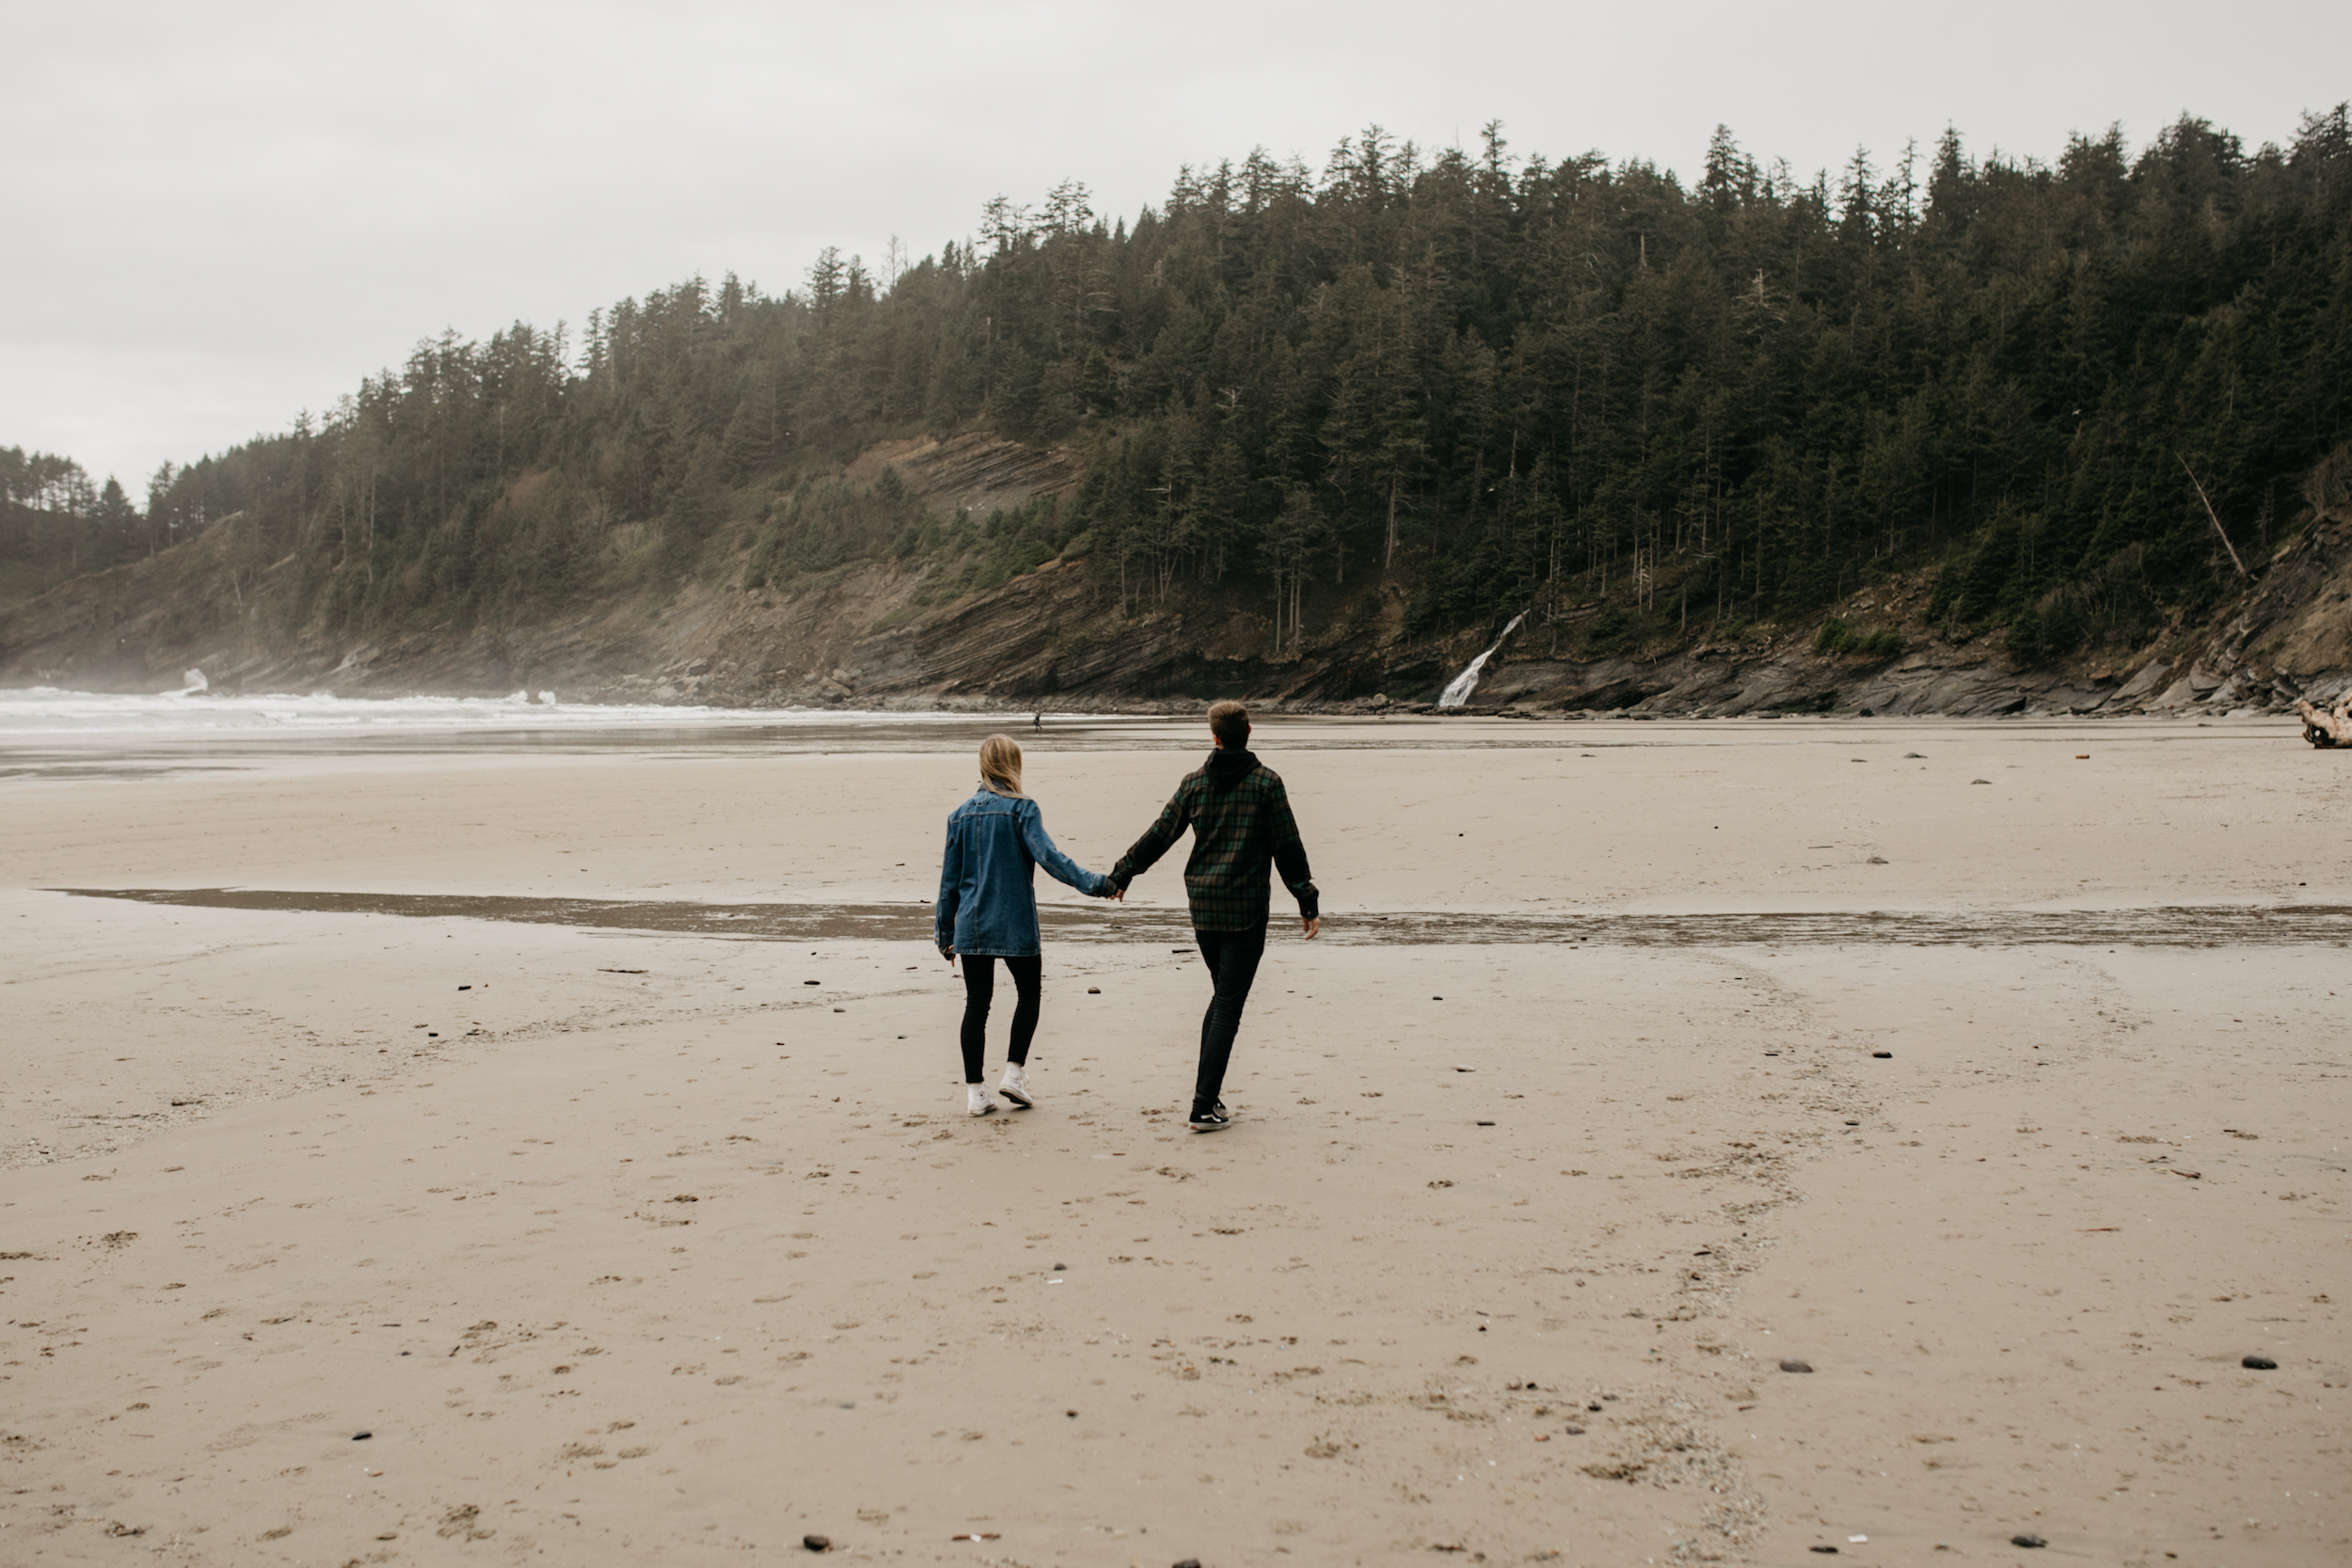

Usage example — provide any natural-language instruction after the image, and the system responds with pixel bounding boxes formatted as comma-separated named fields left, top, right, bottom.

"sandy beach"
left=2, top=713, right=2345, bottom=1566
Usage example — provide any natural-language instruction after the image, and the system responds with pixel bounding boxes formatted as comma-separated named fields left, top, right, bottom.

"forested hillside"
left=8, top=107, right=2352, bottom=703
left=0, top=449, right=144, bottom=610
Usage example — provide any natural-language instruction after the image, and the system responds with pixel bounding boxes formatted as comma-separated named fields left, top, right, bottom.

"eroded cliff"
left=5, top=435, right=2350, bottom=721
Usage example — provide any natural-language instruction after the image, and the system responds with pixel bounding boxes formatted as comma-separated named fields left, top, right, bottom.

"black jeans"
left=1193, top=926, right=1266, bottom=1110
left=959, top=954, right=1041, bottom=1083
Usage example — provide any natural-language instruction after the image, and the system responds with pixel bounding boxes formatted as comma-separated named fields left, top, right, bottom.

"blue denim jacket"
left=934, top=787, right=1106, bottom=957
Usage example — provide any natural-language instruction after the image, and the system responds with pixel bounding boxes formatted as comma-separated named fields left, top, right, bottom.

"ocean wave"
left=0, top=686, right=962, bottom=737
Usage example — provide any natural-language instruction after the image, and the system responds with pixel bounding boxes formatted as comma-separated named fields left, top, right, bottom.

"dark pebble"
left=803, top=980, right=819, bottom=986
left=1087, top=987, right=1101, bottom=994
left=1871, top=1052, right=1893, bottom=1058
left=1844, top=1119, right=1861, bottom=1126
left=1433, top=995, right=1443, bottom=1001
left=1476, top=1120, right=1496, bottom=1127
left=1053, top=1262, right=1066, bottom=1271
left=1904, top=752, right=1924, bottom=758
left=2243, top=1354, right=2278, bottom=1370
left=803, top=1535, right=831, bottom=1552
left=1173, top=1560, right=1203, bottom=1568
left=458, top=985, right=471, bottom=990
left=1779, top=1359, right=1814, bottom=1373
left=1586, top=1402, right=1601, bottom=1412
left=352, top=1431, right=372, bottom=1440
left=1809, top=1549, right=1840, bottom=1556
left=1066, top=1409, right=1077, bottom=1418
left=2010, top=1534, right=2046, bottom=1548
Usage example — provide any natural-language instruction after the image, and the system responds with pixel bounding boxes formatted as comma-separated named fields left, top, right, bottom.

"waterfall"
left=1437, top=611, right=1526, bottom=707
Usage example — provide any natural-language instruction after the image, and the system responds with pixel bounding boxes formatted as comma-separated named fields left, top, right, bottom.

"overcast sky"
left=8, top=0, right=2347, bottom=492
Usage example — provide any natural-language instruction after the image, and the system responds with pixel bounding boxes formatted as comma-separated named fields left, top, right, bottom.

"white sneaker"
left=966, top=1085, right=998, bottom=1117
left=999, top=1064, right=1033, bottom=1109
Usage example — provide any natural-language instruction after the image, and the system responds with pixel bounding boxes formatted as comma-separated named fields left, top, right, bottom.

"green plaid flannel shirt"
left=1107, top=752, right=1320, bottom=932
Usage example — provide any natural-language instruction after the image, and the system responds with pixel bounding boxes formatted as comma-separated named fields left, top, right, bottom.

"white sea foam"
left=0, top=685, right=961, bottom=738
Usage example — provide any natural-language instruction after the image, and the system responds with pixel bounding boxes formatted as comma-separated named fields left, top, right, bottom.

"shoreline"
left=2, top=717, right=2343, bottom=1564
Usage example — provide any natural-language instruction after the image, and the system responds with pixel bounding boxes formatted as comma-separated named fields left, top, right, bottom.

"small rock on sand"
left=1779, top=1359, right=1814, bottom=1373
left=2010, top=1533, right=2047, bottom=1548
left=2243, top=1354, right=2278, bottom=1370
left=802, top=1535, right=831, bottom=1552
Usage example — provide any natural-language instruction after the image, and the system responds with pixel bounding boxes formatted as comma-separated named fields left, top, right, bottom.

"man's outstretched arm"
left=1106, top=784, right=1192, bottom=892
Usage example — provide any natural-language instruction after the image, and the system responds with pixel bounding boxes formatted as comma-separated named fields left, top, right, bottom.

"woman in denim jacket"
left=935, top=734, right=1113, bottom=1115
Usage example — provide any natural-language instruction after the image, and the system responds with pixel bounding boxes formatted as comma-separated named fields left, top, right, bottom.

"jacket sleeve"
left=934, top=816, right=963, bottom=951
left=1020, top=800, right=1104, bottom=895
left=1267, top=778, right=1321, bottom=920
left=1107, top=781, right=1193, bottom=891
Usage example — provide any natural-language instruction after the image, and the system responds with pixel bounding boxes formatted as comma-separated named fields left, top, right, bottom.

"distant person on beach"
left=1103, top=701, right=1319, bottom=1132
left=934, top=735, right=1115, bottom=1117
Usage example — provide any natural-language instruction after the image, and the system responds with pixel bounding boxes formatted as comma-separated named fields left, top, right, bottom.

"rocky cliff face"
left=1448, top=515, right=2352, bottom=719
left=5, top=436, right=2348, bottom=721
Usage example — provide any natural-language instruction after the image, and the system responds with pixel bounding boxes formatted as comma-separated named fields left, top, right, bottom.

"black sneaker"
left=1187, top=1103, right=1232, bottom=1132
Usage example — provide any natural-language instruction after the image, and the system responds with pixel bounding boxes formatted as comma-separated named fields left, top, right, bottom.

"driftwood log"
left=2294, top=694, right=2352, bottom=748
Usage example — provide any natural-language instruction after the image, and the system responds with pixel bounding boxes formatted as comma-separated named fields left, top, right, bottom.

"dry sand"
left=1, top=714, right=2345, bottom=1566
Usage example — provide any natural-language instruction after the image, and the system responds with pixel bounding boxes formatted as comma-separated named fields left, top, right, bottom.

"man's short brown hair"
left=1207, top=700, right=1250, bottom=748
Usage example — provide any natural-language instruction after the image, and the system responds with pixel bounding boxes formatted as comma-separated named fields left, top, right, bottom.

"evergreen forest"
left=9, top=107, right=2352, bottom=670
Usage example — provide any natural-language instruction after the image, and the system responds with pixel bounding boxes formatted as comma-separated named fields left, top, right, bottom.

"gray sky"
left=8, top=0, right=2347, bottom=493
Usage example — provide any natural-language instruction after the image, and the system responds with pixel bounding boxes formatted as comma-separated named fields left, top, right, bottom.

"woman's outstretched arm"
left=1019, top=800, right=1107, bottom=895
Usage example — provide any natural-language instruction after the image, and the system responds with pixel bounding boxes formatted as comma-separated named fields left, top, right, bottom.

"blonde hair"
left=977, top=734, right=1025, bottom=797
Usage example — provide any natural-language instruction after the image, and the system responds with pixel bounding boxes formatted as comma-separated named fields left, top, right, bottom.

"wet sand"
left=1, top=716, right=2345, bottom=1565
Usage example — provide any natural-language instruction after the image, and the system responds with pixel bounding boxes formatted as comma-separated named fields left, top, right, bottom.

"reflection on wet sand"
left=54, top=885, right=2352, bottom=948
left=1, top=711, right=2269, bottom=783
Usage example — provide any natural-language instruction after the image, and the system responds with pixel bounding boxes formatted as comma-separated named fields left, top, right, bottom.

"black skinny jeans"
left=1193, top=926, right=1266, bottom=1110
left=959, top=954, right=1041, bottom=1083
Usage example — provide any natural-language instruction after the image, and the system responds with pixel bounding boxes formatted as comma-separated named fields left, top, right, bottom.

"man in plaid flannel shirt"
left=1104, top=701, right=1319, bottom=1131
